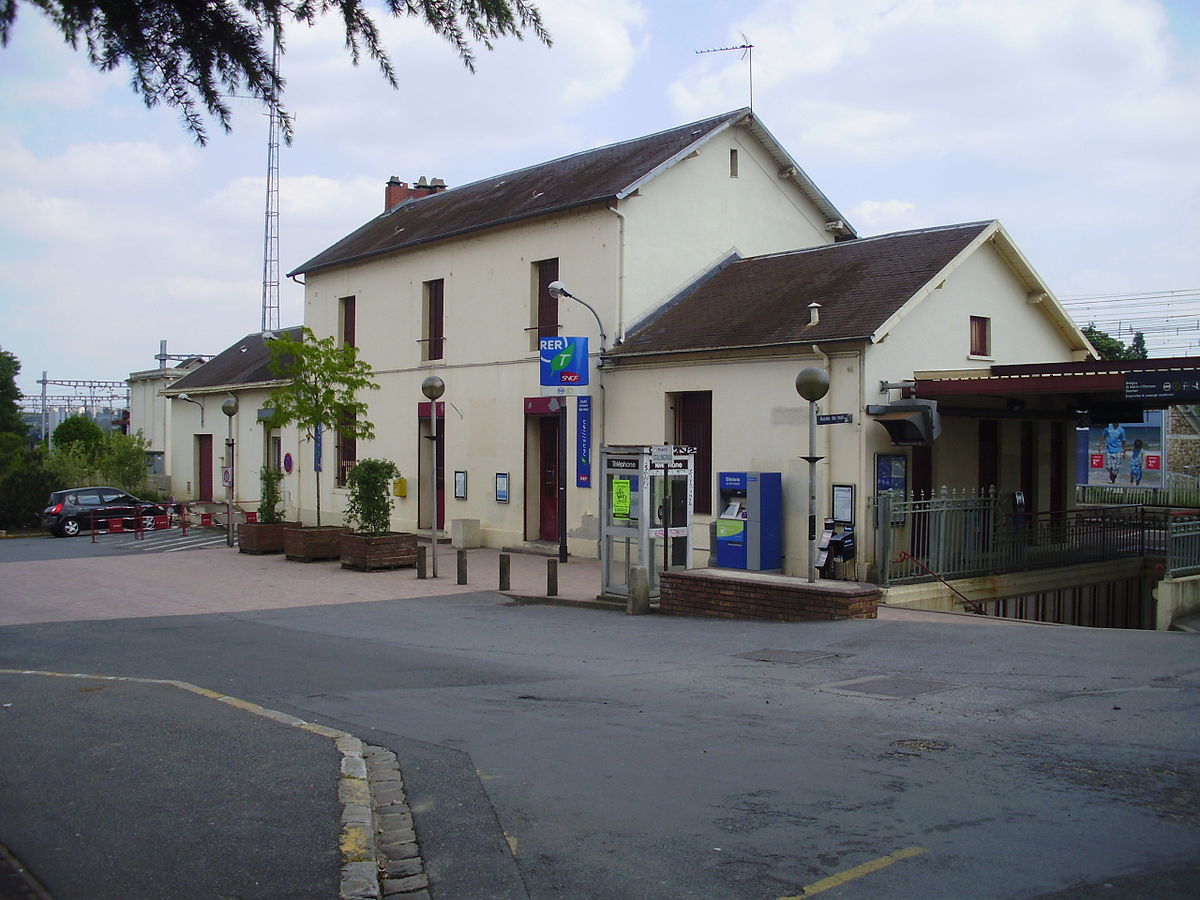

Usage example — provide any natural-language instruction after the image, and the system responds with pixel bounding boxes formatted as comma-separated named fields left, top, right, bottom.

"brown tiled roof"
left=290, top=109, right=850, bottom=276
left=607, top=222, right=994, bottom=357
left=166, top=326, right=303, bottom=391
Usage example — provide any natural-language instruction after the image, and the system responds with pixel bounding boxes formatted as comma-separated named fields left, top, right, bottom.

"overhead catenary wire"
left=1057, top=287, right=1200, bottom=357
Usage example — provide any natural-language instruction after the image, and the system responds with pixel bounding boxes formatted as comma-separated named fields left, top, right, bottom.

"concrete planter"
left=238, top=521, right=300, bottom=555
left=283, top=525, right=346, bottom=562
left=340, top=532, right=418, bottom=572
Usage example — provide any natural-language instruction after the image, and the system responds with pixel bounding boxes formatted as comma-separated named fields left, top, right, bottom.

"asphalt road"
left=1, top=535, right=1198, bottom=899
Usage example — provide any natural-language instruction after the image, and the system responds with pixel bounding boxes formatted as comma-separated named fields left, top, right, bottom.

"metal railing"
left=1076, top=472, right=1200, bottom=509
left=1166, top=510, right=1200, bottom=578
left=876, top=490, right=1158, bottom=585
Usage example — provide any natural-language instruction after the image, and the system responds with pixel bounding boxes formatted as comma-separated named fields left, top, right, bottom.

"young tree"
left=0, top=348, right=24, bottom=436
left=1082, top=324, right=1137, bottom=361
left=53, top=413, right=104, bottom=456
left=263, top=327, right=379, bottom=525
left=1128, top=331, right=1148, bottom=359
left=0, top=0, right=550, bottom=145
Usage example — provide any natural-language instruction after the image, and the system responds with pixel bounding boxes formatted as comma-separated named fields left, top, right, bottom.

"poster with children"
left=1080, top=411, right=1164, bottom=488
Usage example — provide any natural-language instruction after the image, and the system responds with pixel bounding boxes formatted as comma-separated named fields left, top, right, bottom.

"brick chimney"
left=385, top=175, right=448, bottom=210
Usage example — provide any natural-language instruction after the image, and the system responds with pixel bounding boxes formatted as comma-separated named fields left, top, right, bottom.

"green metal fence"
left=1166, top=510, right=1200, bottom=578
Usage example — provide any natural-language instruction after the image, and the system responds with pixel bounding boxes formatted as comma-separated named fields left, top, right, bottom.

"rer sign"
left=540, top=336, right=590, bottom=396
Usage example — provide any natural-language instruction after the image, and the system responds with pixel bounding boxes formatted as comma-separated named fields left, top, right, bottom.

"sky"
left=2, top=0, right=1198, bottom=404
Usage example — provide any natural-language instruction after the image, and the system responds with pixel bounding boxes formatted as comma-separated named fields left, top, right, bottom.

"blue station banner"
left=577, top=395, right=592, bottom=487
left=539, top=336, right=590, bottom=395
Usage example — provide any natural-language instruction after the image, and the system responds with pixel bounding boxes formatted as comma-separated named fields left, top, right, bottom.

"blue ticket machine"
left=715, top=471, right=782, bottom=571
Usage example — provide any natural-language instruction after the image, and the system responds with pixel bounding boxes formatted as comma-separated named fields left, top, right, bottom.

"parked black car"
left=42, top=487, right=167, bottom=537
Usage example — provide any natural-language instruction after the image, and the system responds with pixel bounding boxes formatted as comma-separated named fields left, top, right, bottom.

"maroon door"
left=539, top=416, right=559, bottom=542
left=197, top=434, right=213, bottom=500
left=435, top=420, right=445, bottom=529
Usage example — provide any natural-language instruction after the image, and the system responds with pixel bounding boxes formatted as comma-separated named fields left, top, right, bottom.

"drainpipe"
left=608, top=202, right=627, bottom=343
left=856, top=347, right=868, bottom=582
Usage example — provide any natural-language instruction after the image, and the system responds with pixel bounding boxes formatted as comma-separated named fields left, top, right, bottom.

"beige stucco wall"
left=164, top=386, right=303, bottom=518
left=865, top=238, right=1073, bottom=384
left=295, top=135, right=839, bottom=547
left=127, top=369, right=180, bottom=455
left=617, top=125, right=833, bottom=335
left=1154, top=574, right=1200, bottom=630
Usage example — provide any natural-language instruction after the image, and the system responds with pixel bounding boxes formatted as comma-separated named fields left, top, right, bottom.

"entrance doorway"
left=196, top=434, right=213, bottom=500
left=538, top=416, right=560, bottom=542
left=418, top=404, right=445, bottom=530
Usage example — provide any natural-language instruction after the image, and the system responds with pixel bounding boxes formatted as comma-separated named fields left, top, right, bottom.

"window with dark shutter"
left=340, top=296, right=356, bottom=348
left=675, top=391, right=713, bottom=514
left=970, top=315, right=990, bottom=357
left=425, top=279, right=445, bottom=361
left=534, top=258, right=560, bottom=347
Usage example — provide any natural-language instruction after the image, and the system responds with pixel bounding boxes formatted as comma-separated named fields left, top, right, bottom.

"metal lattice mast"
left=260, top=27, right=281, bottom=335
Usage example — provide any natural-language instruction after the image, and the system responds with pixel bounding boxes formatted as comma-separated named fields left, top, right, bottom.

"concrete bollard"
left=499, top=554, right=511, bottom=591
left=547, top=558, right=558, bottom=597
left=416, top=545, right=427, bottom=580
left=627, top=565, right=651, bottom=615
left=457, top=549, right=467, bottom=585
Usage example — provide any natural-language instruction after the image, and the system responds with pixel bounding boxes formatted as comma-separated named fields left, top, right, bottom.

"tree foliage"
left=0, top=446, right=58, bottom=529
left=1083, top=324, right=1148, bottom=361
left=264, top=326, right=379, bottom=524
left=53, top=413, right=104, bottom=455
left=45, top=428, right=151, bottom=493
left=0, top=348, right=25, bottom=436
left=1, top=0, right=550, bottom=144
left=0, top=430, right=151, bottom=529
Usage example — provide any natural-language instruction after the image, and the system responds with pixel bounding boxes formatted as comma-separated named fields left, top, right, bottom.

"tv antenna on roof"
left=696, top=33, right=754, bottom=110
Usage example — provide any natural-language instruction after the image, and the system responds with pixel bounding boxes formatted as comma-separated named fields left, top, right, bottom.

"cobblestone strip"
left=364, top=744, right=430, bottom=899
left=0, top=670, right=423, bottom=900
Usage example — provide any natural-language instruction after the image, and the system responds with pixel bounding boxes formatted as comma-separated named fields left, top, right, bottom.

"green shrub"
left=344, top=458, right=399, bottom=536
left=0, top=449, right=59, bottom=530
left=258, top=466, right=284, bottom=524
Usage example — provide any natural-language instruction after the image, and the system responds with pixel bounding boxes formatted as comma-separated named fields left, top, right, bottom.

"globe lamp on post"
left=221, top=396, right=239, bottom=548
left=795, top=367, right=829, bottom=583
left=421, top=376, right=445, bottom=577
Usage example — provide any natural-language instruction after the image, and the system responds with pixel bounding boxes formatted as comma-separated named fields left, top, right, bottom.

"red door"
left=197, top=434, right=213, bottom=501
left=539, top=416, right=559, bottom=542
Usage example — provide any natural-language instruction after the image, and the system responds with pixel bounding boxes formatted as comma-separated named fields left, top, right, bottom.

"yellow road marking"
left=779, top=846, right=927, bottom=899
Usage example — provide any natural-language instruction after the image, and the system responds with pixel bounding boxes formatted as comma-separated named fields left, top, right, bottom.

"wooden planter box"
left=283, top=525, right=346, bottom=562
left=340, top=532, right=418, bottom=572
left=239, top=521, right=300, bottom=555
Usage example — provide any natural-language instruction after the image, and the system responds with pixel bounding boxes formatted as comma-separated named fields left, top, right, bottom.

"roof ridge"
left=416, top=109, right=751, bottom=201
left=740, top=220, right=996, bottom=264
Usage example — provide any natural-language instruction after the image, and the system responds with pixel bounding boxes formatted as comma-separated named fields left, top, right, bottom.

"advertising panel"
left=1078, top=410, right=1164, bottom=488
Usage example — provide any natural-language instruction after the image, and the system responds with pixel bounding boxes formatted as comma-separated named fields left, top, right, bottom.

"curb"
left=0, top=669, right=424, bottom=900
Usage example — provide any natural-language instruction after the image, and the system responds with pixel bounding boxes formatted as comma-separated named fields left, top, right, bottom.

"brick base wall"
left=659, top=569, right=879, bottom=621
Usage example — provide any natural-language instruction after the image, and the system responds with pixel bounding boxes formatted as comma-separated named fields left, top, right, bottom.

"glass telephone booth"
left=600, top=445, right=694, bottom=602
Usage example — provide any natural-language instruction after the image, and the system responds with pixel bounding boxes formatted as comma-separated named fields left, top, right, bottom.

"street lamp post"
left=547, top=281, right=607, bottom=564
left=795, top=367, right=829, bottom=583
left=421, top=376, right=445, bottom=578
left=221, top=396, right=239, bottom=548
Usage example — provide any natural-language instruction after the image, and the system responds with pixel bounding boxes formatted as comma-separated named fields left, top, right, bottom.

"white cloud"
left=850, top=200, right=921, bottom=232
left=1, top=0, right=1197, bottom=389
